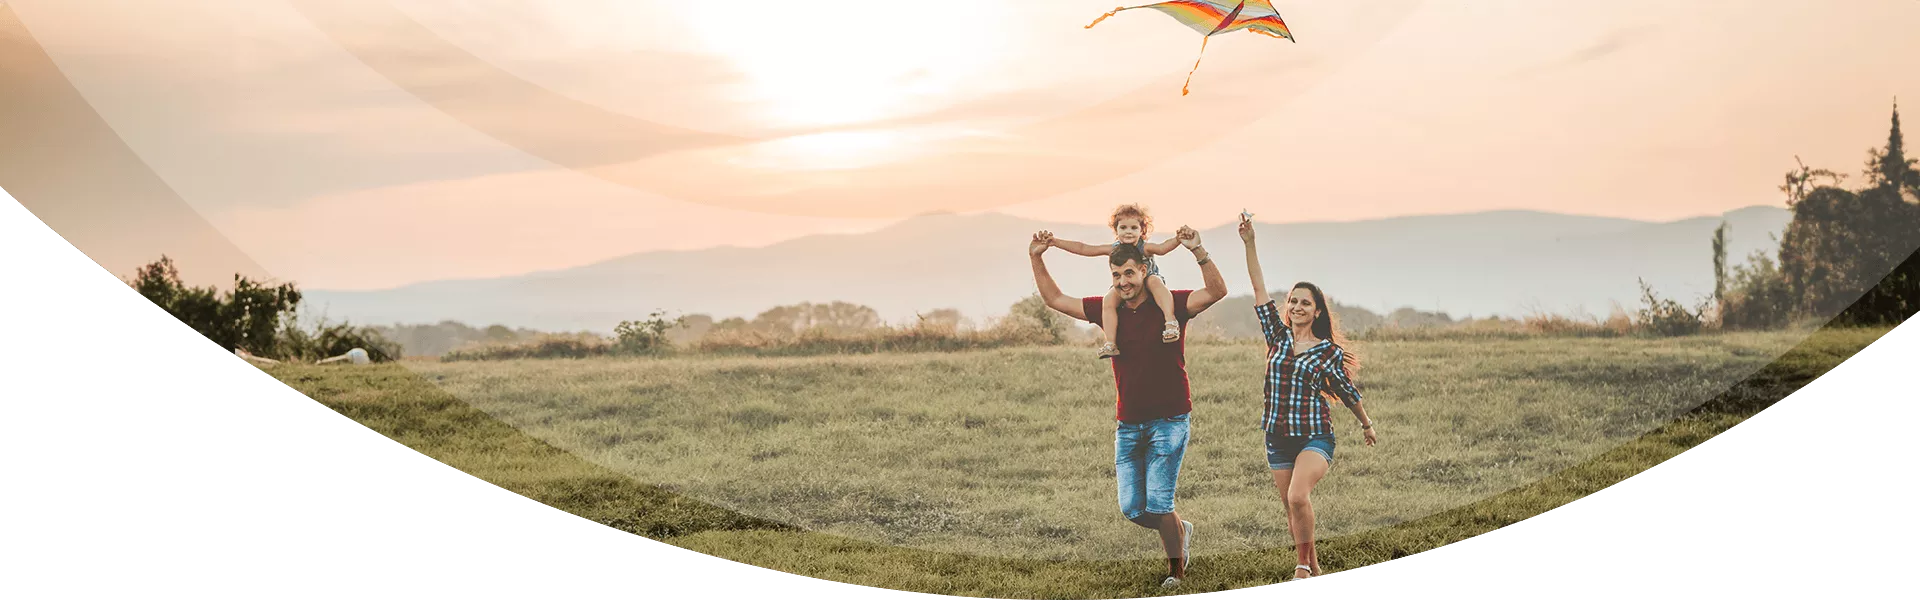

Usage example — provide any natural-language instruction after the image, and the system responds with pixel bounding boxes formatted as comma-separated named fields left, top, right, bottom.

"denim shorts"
left=1266, top=431, right=1335, bottom=470
left=1115, top=413, right=1191, bottom=520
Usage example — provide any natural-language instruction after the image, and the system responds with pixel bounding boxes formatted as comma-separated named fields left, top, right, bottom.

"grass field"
left=271, top=326, right=1887, bottom=599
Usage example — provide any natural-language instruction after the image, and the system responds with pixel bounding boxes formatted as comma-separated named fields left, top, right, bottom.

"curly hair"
left=1108, top=203, right=1155, bottom=236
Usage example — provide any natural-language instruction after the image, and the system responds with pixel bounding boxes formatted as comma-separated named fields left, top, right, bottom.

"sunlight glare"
left=675, top=1, right=1013, bottom=129
left=727, top=127, right=989, bottom=171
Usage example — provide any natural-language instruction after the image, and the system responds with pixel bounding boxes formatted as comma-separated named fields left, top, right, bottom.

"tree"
left=228, top=275, right=303, bottom=356
left=667, top=314, right=714, bottom=344
left=806, top=301, right=882, bottom=335
left=485, top=324, right=517, bottom=342
left=1780, top=156, right=1847, bottom=207
left=1327, top=300, right=1385, bottom=334
left=126, top=255, right=301, bottom=354
left=1780, top=187, right=1870, bottom=316
left=749, top=301, right=881, bottom=336
left=1720, top=102, right=1920, bottom=329
left=1829, top=184, right=1920, bottom=326
left=614, top=310, right=686, bottom=354
left=1003, top=293, right=1074, bottom=344
left=749, top=305, right=799, bottom=335
left=1719, top=249, right=1794, bottom=331
left=1846, top=100, right=1920, bottom=308
left=1864, top=98, right=1919, bottom=202
left=1711, top=221, right=1730, bottom=312
left=1385, top=306, right=1452, bottom=329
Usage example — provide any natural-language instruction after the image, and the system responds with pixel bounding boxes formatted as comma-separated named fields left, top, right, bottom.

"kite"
left=1086, top=1, right=1296, bottom=96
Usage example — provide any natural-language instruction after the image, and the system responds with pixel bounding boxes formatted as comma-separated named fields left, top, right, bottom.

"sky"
left=6, top=0, right=1920, bottom=290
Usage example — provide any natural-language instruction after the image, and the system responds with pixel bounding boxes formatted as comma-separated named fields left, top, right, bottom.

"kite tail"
left=1085, top=6, right=1126, bottom=28
left=1182, top=35, right=1210, bottom=96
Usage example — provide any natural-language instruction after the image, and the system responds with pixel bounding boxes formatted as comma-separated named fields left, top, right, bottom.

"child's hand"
left=1029, top=231, right=1055, bottom=255
left=1177, top=226, right=1202, bottom=250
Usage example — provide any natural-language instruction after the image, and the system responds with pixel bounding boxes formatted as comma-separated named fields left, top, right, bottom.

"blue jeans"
left=1115, top=413, right=1191, bottom=521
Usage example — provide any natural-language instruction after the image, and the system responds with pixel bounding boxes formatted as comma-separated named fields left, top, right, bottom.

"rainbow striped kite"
left=1086, top=1, right=1296, bottom=96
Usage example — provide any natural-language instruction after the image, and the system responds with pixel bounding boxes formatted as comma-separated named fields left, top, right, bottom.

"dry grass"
left=401, top=330, right=1810, bottom=561
left=272, top=325, right=1889, bottom=599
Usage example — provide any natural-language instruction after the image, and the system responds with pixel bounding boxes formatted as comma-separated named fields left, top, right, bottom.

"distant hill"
left=303, top=206, right=1793, bottom=333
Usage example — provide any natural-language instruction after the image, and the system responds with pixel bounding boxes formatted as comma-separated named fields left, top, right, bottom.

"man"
left=1028, top=224, right=1228, bottom=588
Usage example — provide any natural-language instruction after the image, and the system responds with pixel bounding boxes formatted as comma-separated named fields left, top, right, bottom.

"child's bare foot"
left=1097, top=342, right=1120, bottom=359
left=1162, top=321, right=1181, bottom=343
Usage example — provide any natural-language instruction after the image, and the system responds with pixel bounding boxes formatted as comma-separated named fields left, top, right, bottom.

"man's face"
left=1110, top=259, right=1146, bottom=302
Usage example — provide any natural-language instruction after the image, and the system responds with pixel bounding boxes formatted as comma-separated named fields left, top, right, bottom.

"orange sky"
left=6, top=0, right=1919, bottom=290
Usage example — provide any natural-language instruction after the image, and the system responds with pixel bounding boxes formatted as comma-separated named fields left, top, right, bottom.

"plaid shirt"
left=1256, top=300, right=1363, bottom=436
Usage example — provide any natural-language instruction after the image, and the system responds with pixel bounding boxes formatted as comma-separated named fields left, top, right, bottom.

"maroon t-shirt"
left=1083, top=290, right=1198, bottom=423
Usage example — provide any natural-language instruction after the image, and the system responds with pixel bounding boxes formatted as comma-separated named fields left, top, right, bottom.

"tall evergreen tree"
left=1811, top=99, right=1920, bottom=325
left=1866, top=98, right=1919, bottom=201
left=1711, top=221, right=1729, bottom=313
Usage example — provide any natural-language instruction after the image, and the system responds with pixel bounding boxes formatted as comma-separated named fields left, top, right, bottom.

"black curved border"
left=7, top=185, right=1912, bottom=603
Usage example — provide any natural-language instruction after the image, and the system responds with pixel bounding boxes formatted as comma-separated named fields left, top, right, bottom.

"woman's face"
left=1285, top=287, right=1318, bottom=327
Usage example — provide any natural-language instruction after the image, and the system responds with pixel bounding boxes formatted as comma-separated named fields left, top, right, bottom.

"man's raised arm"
left=1178, top=225, right=1230, bottom=315
left=1029, top=231, right=1091, bottom=322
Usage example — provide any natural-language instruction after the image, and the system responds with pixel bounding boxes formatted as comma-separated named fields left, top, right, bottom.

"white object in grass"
left=317, top=348, right=372, bottom=365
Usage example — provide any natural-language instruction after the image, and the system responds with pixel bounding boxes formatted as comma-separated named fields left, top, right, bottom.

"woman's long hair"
left=1292, top=281, right=1362, bottom=386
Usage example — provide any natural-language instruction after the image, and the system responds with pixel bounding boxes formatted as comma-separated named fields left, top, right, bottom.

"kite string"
left=1182, top=35, right=1210, bottom=96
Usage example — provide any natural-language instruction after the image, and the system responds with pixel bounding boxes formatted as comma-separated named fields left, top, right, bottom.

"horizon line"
left=304, top=202, right=1791, bottom=294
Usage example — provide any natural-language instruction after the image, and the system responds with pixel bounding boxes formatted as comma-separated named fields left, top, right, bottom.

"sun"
left=674, top=0, right=1013, bottom=130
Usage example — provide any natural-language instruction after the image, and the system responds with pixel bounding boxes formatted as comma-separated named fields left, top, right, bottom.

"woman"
left=1237, top=216, right=1377, bottom=580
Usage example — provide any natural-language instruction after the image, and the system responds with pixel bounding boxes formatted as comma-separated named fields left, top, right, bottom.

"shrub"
left=126, top=256, right=402, bottom=362
left=996, top=294, right=1067, bottom=345
left=1719, top=251, right=1795, bottom=331
left=442, top=334, right=611, bottom=361
left=685, top=306, right=1076, bottom=357
left=127, top=256, right=301, bottom=354
left=276, top=315, right=404, bottom=362
left=1353, top=318, right=1525, bottom=341
left=614, top=311, right=685, bottom=355
left=1635, top=279, right=1705, bottom=337
left=1521, top=311, right=1629, bottom=338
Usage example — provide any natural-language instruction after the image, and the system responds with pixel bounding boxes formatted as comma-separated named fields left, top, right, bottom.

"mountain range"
left=302, top=206, right=1794, bottom=333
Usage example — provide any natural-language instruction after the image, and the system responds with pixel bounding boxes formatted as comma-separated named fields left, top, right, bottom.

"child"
left=1048, top=204, right=1184, bottom=359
